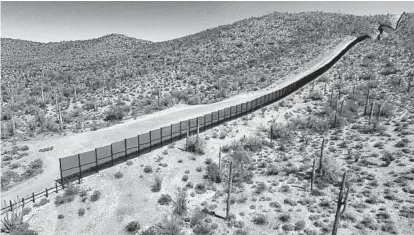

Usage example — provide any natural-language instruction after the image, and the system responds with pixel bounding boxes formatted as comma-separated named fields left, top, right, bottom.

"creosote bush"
left=187, top=136, right=206, bottom=154
left=125, top=221, right=140, bottom=233
left=158, top=194, right=172, bottom=205
left=204, top=162, right=221, bottom=183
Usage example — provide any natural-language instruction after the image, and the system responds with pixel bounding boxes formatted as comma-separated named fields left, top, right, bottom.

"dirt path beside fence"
left=1, top=36, right=356, bottom=204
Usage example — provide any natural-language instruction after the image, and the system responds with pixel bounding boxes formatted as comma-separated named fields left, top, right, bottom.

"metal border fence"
left=1, top=35, right=369, bottom=215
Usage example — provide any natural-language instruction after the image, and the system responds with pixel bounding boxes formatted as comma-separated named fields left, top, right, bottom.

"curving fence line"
left=58, top=34, right=372, bottom=183
left=0, top=31, right=385, bottom=214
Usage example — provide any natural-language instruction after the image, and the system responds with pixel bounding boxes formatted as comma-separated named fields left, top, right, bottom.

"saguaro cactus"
left=319, top=137, right=325, bottom=176
left=363, top=86, right=370, bottom=116
left=226, top=161, right=233, bottom=224
left=332, top=172, right=350, bottom=235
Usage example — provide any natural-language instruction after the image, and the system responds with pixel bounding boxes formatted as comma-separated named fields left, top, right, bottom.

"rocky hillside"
left=1, top=11, right=411, bottom=140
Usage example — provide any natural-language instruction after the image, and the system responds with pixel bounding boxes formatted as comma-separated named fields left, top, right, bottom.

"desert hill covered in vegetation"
left=0, top=12, right=410, bottom=141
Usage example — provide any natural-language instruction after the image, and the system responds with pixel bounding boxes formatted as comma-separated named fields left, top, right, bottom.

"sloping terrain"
left=16, top=12, right=414, bottom=234
left=1, top=12, right=391, bottom=141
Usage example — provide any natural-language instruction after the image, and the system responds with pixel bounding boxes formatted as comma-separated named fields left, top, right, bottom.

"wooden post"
left=364, top=87, right=370, bottom=116
left=45, top=188, right=48, bottom=198
left=204, top=115, right=207, bottom=131
left=319, top=138, right=325, bottom=174
left=333, top=110, right=337, bottom=128
left=55, top=182, right=58, bottom=193
left=9, top=200, right=12, bottom=211
left=311, top=159, right=316, bottom=192
left=332, top=172, right=347, bottom=235
left=110, top=144, right=114, bottom=166
left=78, top=174, right=81, bottom=184
left=95, top=148, right=99, bottom=172
left=124, top=139, right=128, bottom=161
left=330, top=89, right=333, bottom=106
left=324, top=82, right=327, bottom=95
left=77, top=154, right=82, bottom=179
left=22, top=198, right=25, bottom=208
left=32, top=193, right=35, bottom=203
left=226, top=161, right=233, bottom=223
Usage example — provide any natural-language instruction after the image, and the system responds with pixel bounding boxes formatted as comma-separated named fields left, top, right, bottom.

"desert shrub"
left=187, top=136, right=206, bottom=154
left=279, top=184, right=291, bottom=193
left=57, top=214, right=64, bottom=219
left=114, top=171, right=123, bottom=179
left=158, top=194, right=172, bottom=205
left=125, top=221, right=140, bottom=233
left=190, top=209, right=206, bottom=228
left=282, top=224, right=295, bottom=231
left=204, top=158, right=212, bottom=165
left=84, top=101, right=96, bottom=111
left=252, top=214, right=268, bottom=225
left=151, top=175, right=163, bottom=192
left=196, top=166, right=203, bottom=172
left=104, top=105, right=130, bottom=121
left=381, top=221, right=398, bottom=234
left=279, top=213, right=291, bottom=222
left=144, top=166, right=153, bottom=173
left=357, top=216, right=378, bottom=230
left=155, top=216, right=183, bottom=234
left=90, top=190, right=101, bottom=202
left=140, top=227, right=157, bottom=235
left=218, top=130, right=227, bottom=139
left=266, top=164, right=279, bottom=175
left=242, top=136, right=263, bottom=152
left=195, top=183, right=206, bottom=194
left=204, top=162, right=221, bottom=183
left=173, top=187, right=187, bottom=216
left=188, top=95, right=201, bottom=105
left=22, top=159, right=43, bottom=178
left=254, top=182, right=267, bottom=194
left=308, top=91, right=323, bottom=100
left=193, top=222, right=212, bottom=235
left=181, top=175, right=189, bottom=182
left=321, top=155, right=341, bottom=183
left=295, top=220, right=306, bottom=231
left=78, top=208, right=85, bottom=216
left=284, top=198, right=297, bottom=206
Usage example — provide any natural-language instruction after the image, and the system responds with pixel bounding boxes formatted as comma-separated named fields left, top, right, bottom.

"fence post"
left=137, top=135, right=140, bottom=155
left=77, top=154, right=82, bottom=179
left=32, top=193, right=35, bottom=203
left=59, top=158, right=64, bottom=185
left=22, top=198, right=25, bottom=208
left=368, top=102, right=374, bottom=125
left=95, top=148, right=99, bottom=172
left=110, top=144, right=114, bottom=166
left=55, top=182, right=58, bottom=193
left=204, top=115, right=206, bottom=131
left=218, top=111, right=220, bottom=123
left=188, top=119, right=191, bottom=135
left=124, top=139, right=128, bottom=161
left=170, top=124, right=173, bottom=143
left=226, top=161, right=233, bottom=224
left=149, top=131, right=152, bottom=152
left=46, top=188, right=48, bottom=198
left=180, top=122, right=182, bottom=139
left=160, top=128, right=163, bottom=146
left=9, top=200, right=12, bottom=212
